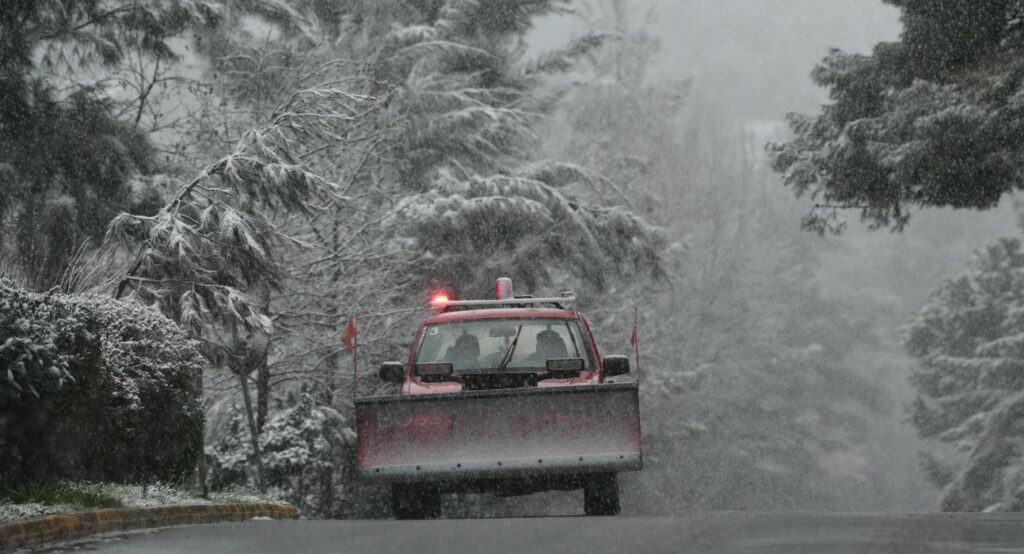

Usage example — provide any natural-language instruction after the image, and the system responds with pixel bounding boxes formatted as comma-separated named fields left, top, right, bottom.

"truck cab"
left=391, top=307, right=624, bottom=394
left=357, top=279, right=641, bottom=518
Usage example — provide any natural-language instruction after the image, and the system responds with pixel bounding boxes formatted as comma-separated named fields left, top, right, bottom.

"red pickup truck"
left=354, top=279, right=643, bottom=518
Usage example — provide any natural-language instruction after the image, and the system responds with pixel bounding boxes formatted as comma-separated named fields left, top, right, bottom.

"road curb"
left=0, top=502, right=298, bottom=551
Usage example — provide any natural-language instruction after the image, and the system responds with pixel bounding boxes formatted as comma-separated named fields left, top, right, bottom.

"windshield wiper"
left=497, top=325, right=523, bottom=370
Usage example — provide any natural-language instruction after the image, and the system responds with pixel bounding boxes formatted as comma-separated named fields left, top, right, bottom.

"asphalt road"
left=56, top=512, right=1024, bottom=553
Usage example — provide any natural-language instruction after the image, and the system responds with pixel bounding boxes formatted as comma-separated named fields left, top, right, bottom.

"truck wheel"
left=392, top=483, right=442, bottom=519
left=583, top=473, right=620, bottom=516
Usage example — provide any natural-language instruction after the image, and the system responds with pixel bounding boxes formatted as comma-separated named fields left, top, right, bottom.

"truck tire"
left=583, top=473, right=620, bottom=516
left=392, top=483, right=442, bottom=519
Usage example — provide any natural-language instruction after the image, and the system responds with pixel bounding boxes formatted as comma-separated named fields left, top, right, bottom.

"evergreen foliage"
left=400, top=169, right=661, bottom=293
left=0, top=278, right=205, bottom=487
left=0, top=0, right=217, bottom=287
left=362, top=0, right=662, bottom=296
left=770, top=1, right=1024, bottom=233
left=207, top=388, right=351, bottom=516
left=0, top=90, right=150, bottom=287
left=106, top=87, right=373, bottom=339
left=906, top=236, right=1024, bottom=511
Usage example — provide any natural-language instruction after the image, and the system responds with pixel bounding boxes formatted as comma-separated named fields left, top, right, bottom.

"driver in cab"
left=445, top=332, right=480, bottom=371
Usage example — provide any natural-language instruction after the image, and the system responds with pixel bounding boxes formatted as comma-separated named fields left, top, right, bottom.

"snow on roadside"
left=0, top=482, right=281, bottom=522
left=0, top=503, right=78, bottom=522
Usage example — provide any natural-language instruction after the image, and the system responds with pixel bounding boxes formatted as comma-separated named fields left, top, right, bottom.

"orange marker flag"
left=341, top=315, right=357, bottom=351
left=341, top=314, right=359, bottom=397
left=629, top=307, right=638, bottom=351
left=630, top=306, right=640, bottom=382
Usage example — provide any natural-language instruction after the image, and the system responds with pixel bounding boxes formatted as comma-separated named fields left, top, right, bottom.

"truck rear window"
left=415, top=318, right=592, bottom=372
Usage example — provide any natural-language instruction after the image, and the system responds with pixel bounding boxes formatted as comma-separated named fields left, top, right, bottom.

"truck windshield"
left=415, top=318, right=592, bottom=372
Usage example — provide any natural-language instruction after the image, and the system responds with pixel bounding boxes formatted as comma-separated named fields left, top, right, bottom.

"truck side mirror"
left=379, top=362, right=405, bottom=383
left=602, top=355, right=630, bottom=377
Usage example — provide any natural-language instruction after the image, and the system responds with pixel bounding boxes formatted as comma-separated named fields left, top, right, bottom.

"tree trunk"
left=256, top=297, right=272, bottom=431
left=197, top=364, right=209, bottom=497
left=326, top=216, right=343, bottom=406
left=239, top=369, right=266, bottom=493
left=256, top=349, right=270, bottom=431
left=318, top=465, right=334, bottom=517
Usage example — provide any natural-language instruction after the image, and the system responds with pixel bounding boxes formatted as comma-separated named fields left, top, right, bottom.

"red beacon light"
left=430, top=293, right=450, bottom=307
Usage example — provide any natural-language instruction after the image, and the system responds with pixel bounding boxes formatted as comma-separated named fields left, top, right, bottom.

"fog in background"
left=533, top=0, right=901, bottom=119
left=531, top=1, right=1020, bottom=512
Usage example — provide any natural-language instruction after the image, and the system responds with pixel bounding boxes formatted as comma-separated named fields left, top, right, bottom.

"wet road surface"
left=59, top=512, right=1024, bottom=553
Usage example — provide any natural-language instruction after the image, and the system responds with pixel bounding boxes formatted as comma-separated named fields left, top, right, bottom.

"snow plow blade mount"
left=355, top=383, right=642, bottom=482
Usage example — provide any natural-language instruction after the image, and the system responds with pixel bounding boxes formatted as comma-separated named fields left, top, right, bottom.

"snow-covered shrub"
left=71, top=294, right=206, bottom=481
left=0, top=279, right=93, bottom=403
left=0, top=278, right=205, bottom=486
left=207, top=389, right=352, bottom=517
left=0, top=278, right=104, bottom=485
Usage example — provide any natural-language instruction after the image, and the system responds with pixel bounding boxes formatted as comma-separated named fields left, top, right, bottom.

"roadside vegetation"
left=0, top=481, right=270, bottom=522
left=0, top=279, right=204, bottom=487
left=5, top=0, right=1024, bottom=520
left=3, top=482, right=124, bottom=511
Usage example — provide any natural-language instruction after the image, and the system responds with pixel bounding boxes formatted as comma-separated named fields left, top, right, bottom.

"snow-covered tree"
left=770, top=1, right=1024, bottom=233
left=103, top=78, right=376, bottom=492
left=0, top=0, right=218, bottom=287
left=106, top=85, right=374, bottom=336
left=371, top=0, right=662, bottom=294
left=906, top=236, right=1024, bottom=511
left=207, top=387, right=351, bottom=516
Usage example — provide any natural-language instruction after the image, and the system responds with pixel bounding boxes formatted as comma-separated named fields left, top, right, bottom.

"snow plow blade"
left=355, top=383, right=642, bottom=482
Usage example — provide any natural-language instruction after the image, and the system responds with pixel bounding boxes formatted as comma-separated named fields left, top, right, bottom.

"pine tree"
left=359, top=0, right=662, bottom=294
left=0, top=0, right=216, bottom=286
left=770, top=1, right=1024, bottom=233
left=906, top=236, right=1024, bottom=511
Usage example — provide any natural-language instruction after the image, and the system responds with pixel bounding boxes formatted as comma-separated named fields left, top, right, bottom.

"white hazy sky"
left=531, top=0, right=902, bottom=121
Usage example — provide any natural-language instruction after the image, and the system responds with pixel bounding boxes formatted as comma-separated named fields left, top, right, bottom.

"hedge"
left=0, top=279, right=205, bottom=487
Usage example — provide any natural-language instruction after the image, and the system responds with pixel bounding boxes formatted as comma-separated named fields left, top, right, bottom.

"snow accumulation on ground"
left=0, top=482, right=277, bottom=522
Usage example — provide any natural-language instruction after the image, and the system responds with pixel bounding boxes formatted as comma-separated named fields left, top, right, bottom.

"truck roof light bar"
left=429, top=279, right=576, bottom=311
left=430, top=296, right=577, bottom=310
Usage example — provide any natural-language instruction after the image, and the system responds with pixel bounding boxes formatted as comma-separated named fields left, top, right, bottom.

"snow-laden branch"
left=106, top=87, right=377, bottom=337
